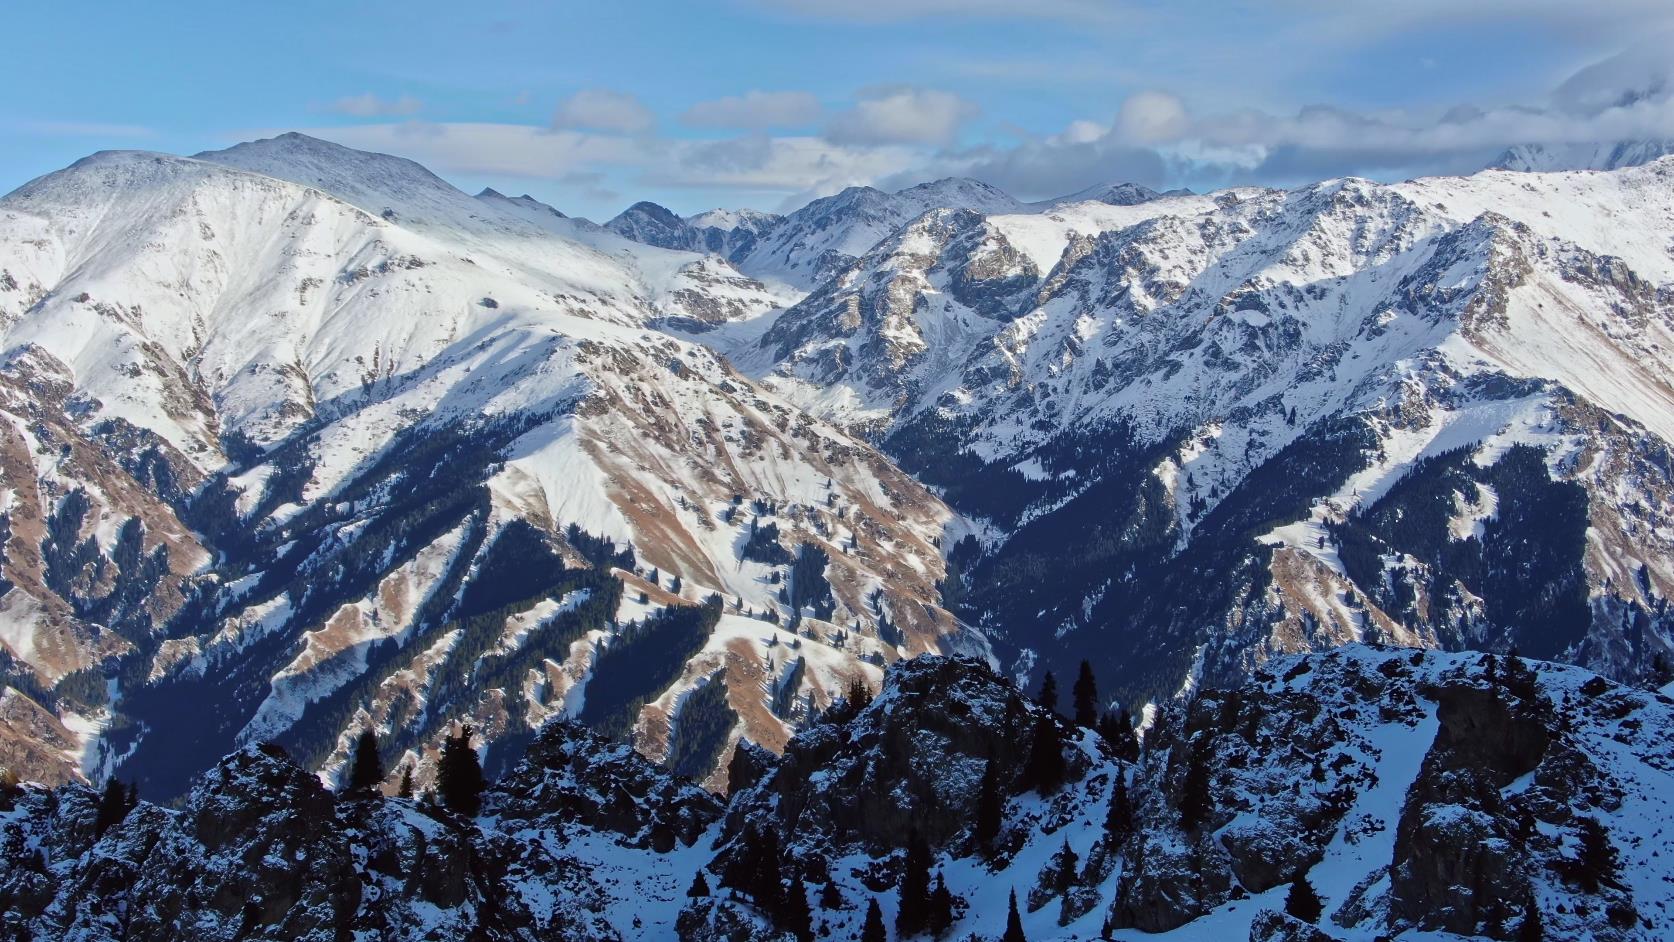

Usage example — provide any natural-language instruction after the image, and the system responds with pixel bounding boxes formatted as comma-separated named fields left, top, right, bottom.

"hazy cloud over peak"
left=826, top=86, right=979, bottom=146
left=551, top=89, right=656, bottom=134
left=682, top=90, right=823, bottom=129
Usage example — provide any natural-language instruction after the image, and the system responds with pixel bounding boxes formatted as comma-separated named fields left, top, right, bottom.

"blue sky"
left=5, top=1, right=1673, bottom=219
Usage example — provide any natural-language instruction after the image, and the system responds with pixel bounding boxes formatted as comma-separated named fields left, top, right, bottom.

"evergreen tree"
left=783, top=872, right=814, bottom=942
left=1072, top=661, right=1099, bottom=728
left=437, top=724, right=486, bottom=817
left=1099, top=707, right=1139, bottom=762
left=1053, top=838, right=1079, bottom=893
left=94, top=778, right=131, bottom=837
left=975, top=758, right=1005, bottom=849
left=1177, top=742, right=1212, bottom=832
left=820, top=879, right=845, bottom=910
left=897, top=828, right=933, bottom=935
left=1105, top=776, right=1134, bottom=843
left=398, top=763, right=415, bottom=799
left=928, top=873, right=955, bottom=937
left=1516, top=897, right=1543, bottom=942
left=860, top=898, right=887, bottom=942
left=847, top=676, right=873, bottom=713
left=750, top=826, right=786, bottom=914
left=1037, top=671, right=1058, bottom=714
left=1284, top=872, right=1324, bottom=923
left=1574, top=816, right=1620, bottom=892
left=688, top=870, right=711, bottom=898
left=347, top=727, right=385, bottom=794
left=1022, top=714, right=1066, bottom=796
left=1002, top=889, right=1027, bottom=942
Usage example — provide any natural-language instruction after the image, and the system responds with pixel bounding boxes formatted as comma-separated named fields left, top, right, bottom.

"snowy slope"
left=0, top=136, right=963, bottom=794
left=744, top=159, right=1674, bottom=706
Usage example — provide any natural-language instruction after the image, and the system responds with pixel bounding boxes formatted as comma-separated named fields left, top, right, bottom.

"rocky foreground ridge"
left=1, top=647, right=1669, bottom=941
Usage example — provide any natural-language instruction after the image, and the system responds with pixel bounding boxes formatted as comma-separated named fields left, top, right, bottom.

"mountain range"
left=1, top=129, right=1674, bottom=939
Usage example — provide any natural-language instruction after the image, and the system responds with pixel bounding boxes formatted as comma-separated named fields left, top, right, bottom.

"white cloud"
left=551, top=89, right=656, bottom=134
left=682, top=90, right=823, bottom=129
left=1113, top=91, right=1188, bottom=145
left=826, top=86, right=979, bottom=146
left=328, top=93, right=423, bottom=118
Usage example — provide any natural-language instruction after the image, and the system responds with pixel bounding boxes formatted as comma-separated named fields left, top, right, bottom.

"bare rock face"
left=490, top=719, right=723, bottom=851
left=723, top=654, right=1096, bottom=857
left=1248, top=909, right=1337, bottom=942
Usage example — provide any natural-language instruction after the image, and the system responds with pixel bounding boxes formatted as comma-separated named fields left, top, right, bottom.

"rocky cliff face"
left=0, top=650, right=1668, bottom=940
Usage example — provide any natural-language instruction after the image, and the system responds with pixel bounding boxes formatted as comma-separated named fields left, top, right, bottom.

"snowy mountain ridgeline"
left=2, top=130, right=1674, bottom=939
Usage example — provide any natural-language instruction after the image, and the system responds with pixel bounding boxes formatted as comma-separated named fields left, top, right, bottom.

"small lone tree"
left=1516, top=896, right=1543, bottom=942
left=1037, top=671, right=1058, bottom=714
left=1177, top=742, right=1212, bottom=832
left=819, top=878, right=844, bottom=910
left=437, top=724, right=486, bottom=817
left=347, top=727, right=385, bottom=794
left=1105, top=776, right=1134, bottom=843
left=782, top=872, right=814, bottom=942
left=1072, top=660, right=1099, bottom=728
left=928, top=873, right=955, bottom=937
left=975, top=759, right=1004, bottom=849
left=1002, top=889, right=1027, bottom=942
left=861, top=898, right=887, bottom=942
left=1574, top=816, right=1620, bottom=892
left=94, top=778, right=132, bottom=837
left=687, top=870, right=711, bottom=898
left=1053, top=838, right=1079, bottom=894
left=1284, top=871, right=1324, bottom=923
left=397, top=763, right=415, bottom=799
left=1023, top=714, right=1066, bottom=796
left=897, top=828, right=933, bottom=935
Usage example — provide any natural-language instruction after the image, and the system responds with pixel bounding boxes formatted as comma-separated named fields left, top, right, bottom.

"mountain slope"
left=0, top=138, right=965, bottom=795
left=745, top=161, right=1674, bottom=705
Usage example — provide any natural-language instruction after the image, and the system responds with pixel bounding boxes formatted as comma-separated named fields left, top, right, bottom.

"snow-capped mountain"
left=3, top=648, right=1668, bottom=941
left=718, top=177, right=1025, bottom=289
left=604, top=202, right=782, bottom=264
left=1488, top=140, right=1674, bottom=172
left=0, top=135, right=964, bottom=795
left=4, top=128, right=1674, bottom=843
left=742, top=159, right=1674, bottom=708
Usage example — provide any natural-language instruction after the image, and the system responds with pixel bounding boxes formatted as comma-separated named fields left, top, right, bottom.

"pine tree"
left=1053, top=838, right=1079, bottom=893
left=398, top=763, right=415, bottom=799
left=1105, top=776, right=1133, bottom=843
left=897, top=828, right=933, bottom=935
left=1099, top=707, right=1139, bottom=762
left=1516, top=897, right=1543, bottom=942
left=1022, top=714, right=1067, bottom=796
left=1037, top=671, right=1058, bottom=714
left=94, top=778, right=131, bottom=837
left=750, top=826, right=786, bottom=914
left=1002, top=889, right=1027, bottom=942
left=1177, top=742, right=1212, bottom=832
left=348, top=727, right=385, bottom=794
left=820, top=879, right=845, bottom=910
left=1284, top=872, right=1324, bottom=923
left=1574, top=816, right=1620, bottom=892
left=688, top=870, right=711, bottom=898
left=847, top=676, right=873, bottom=713
left=975, top=758, right=1005, bottom=849
left=437, top=724, right=486, bottom=817
left=860, top=898, right=887, bottom=942
left=783, top=872, right=814, bottom=942
left=928, top=873, right=955, bottom=937
left=1072, top=661, right=1099, bottom=728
